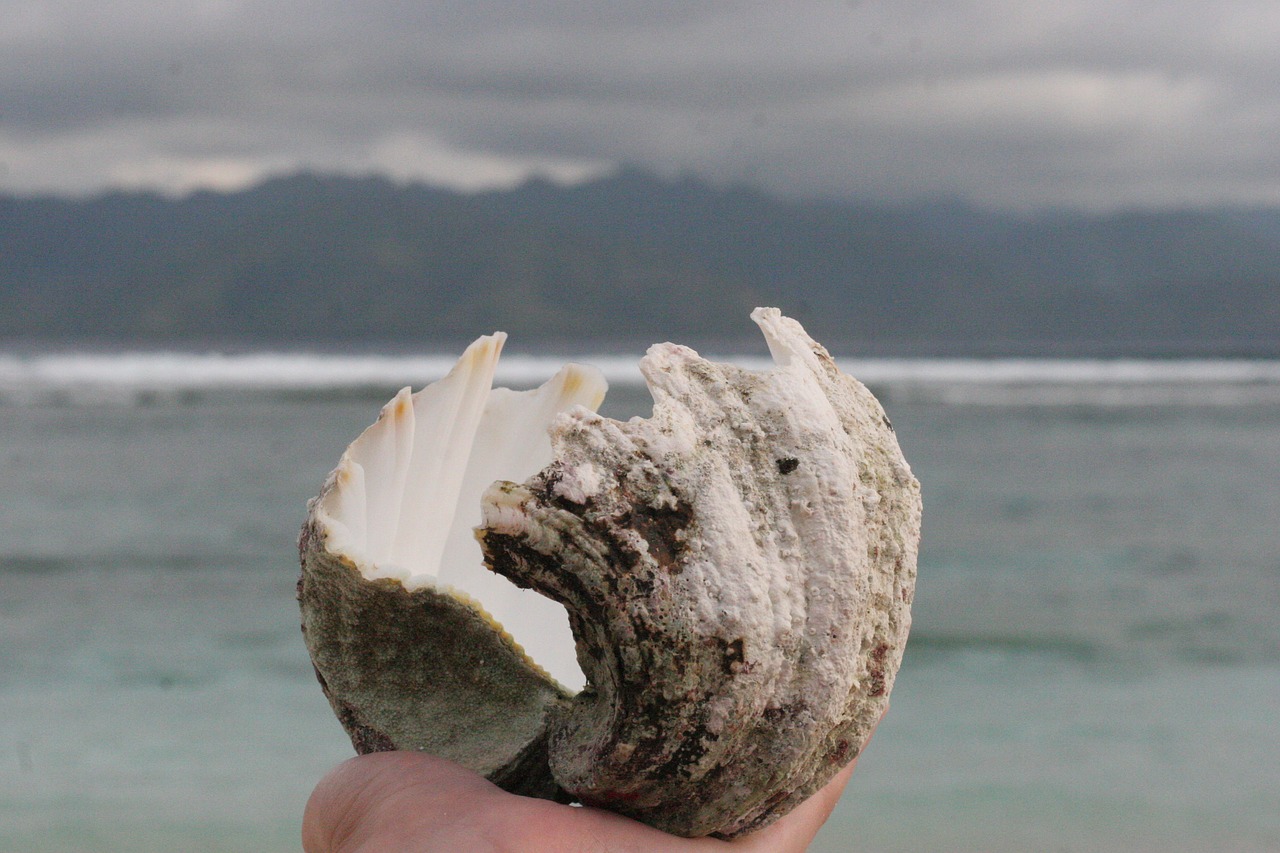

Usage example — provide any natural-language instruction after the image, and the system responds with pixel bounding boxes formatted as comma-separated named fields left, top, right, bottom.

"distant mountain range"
left=3, top=168, right=1279, bottom=355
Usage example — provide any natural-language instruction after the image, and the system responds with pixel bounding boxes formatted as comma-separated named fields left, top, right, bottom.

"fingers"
left=301, top=751, right=697, bottom=853
left=728, top=705, right=887, bottom=852
left=302, top=709, right=882, bottom=853
left=301, top=752, right=501, bottom=853
left=727, top=758, right=858, bottom=852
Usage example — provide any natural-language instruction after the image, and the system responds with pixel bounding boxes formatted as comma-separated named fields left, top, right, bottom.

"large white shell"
left=298, top=308, right=921, bottom=837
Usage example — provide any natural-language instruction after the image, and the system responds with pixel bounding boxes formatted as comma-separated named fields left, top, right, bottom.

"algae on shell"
left=298, top=308, right=921, bottom=838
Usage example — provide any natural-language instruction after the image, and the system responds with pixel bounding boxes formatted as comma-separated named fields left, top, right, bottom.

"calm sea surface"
left=2, top=353, right=1278, bottom=852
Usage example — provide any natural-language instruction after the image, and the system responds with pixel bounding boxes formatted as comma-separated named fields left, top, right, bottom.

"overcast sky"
left=5, top=1, right=1280, bottom=209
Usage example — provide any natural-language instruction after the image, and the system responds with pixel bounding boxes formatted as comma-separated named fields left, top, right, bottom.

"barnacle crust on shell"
left=298, top=308, right=921, bottom=838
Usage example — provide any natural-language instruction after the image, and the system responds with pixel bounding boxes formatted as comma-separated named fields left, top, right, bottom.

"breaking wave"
left=2, top=350, right=1280, bottom=406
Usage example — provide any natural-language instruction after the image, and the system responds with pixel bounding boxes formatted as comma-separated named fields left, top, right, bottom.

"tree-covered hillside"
left=3, top=169, right=1279, bottom=354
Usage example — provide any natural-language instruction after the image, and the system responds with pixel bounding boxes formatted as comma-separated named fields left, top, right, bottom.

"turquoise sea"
left=2, top=352, right=1278, bottom=852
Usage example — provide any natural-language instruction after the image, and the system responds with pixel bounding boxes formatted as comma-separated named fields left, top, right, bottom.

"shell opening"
left=313, top=334, right=607, bottom=691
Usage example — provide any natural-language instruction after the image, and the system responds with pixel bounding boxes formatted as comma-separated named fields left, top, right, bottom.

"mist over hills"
left=3, top=168, right=1278, bottom=355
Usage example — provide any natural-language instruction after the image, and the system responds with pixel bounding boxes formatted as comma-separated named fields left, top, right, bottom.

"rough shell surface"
left=298, top=308, right=921, bottom=838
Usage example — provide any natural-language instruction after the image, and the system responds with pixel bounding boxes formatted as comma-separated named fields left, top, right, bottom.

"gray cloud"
left=3, top=0, right=1280, bottom=208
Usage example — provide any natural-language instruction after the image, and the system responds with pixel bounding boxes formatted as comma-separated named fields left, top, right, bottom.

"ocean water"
left=2, top=352, right=1278, bottom=852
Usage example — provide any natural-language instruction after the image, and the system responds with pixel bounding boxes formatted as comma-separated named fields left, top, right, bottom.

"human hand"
left=302, top=746, right=863, bottom=853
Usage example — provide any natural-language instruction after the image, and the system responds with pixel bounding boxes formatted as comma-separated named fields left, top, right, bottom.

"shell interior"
left=310, top=333, right=607, bottom=691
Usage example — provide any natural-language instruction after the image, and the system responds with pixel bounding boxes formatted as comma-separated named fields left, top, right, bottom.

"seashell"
left=298, top=308, right=921, bottom=838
